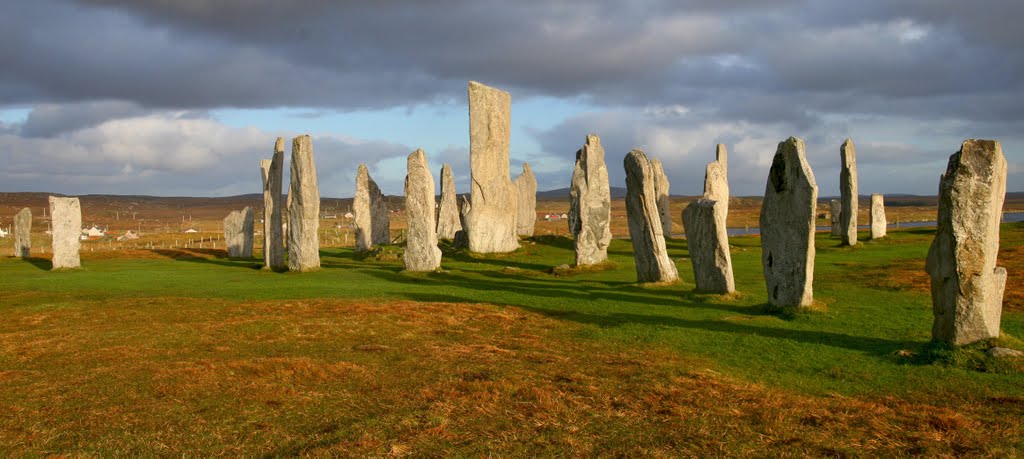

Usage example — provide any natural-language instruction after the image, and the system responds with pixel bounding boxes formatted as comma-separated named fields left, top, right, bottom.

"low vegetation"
left=0, top=224, right=1022, bottom=455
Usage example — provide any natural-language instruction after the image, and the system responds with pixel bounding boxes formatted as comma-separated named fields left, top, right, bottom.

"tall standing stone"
left=436, top=164, right=462, bottom=240
left=839, top=138, right=859, bottom=246
left=681, top=144, right=734, bottom=294
left=514, top=163, right=537, bottom=237
left=651, top=158, right=672, bottom=238
left=404, top=149, right=442, bottom=271
left=760, top=137, right=817, bottom=308
left=48, top=196, right=81, bottom=269
left=927, top=139, right=1007, bottom=345
left=14, top=208, right=31, bottom=258
left=260, top=138, right=285, bottom=270
left=453, top=195, right=471, bottom=249
left=624, top=149, right=679, bottom=283
left=354, top=164, right=391, bottom=251
left=829, top=199, right=842, bottom=237
left=224, top=207, right=254, bottom=258
left=466, top=81, right=519, bottom=253
left=704, top=144, right=729, bottom=213
left=569, top=134, right=612, bottom=266
left=682, top=200, right=734, bottom=293
left=288, top=135, right=320, bottom=271
left=870, top=194, right=886, bottom=239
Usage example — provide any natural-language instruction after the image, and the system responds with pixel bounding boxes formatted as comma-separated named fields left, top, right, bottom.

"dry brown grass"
left=0, top=296, right=1020, bottom=455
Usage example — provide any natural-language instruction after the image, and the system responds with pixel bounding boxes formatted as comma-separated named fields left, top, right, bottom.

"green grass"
left=1, top=224, right=1022, bottom=454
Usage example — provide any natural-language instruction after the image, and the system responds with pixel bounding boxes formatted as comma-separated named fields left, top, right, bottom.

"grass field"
left=1, top=224, right=1022, bottom=455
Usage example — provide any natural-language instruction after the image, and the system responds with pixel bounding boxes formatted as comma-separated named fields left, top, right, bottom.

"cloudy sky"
left=1, top=0, right=1021, bottom=198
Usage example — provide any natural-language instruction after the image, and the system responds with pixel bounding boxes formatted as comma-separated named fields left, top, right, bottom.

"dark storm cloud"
left=0, top=0, right=1021, bottom=195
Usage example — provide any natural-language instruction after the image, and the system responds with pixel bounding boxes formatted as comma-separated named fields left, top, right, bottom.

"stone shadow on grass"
left=360, top=267, right=761, bottom=316
left=151, top=249, right=262, bottom=269
left=22, top=257, right=52, bottom=271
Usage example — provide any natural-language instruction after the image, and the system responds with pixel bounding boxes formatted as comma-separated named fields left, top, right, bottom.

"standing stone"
left=681, top=144, right=734, bottom=294
left=682, top=200, right=734, bottom=293
left=354, top=164, right=391, bottom=251
left=624, top=149, right=679, bottom=283
left=514, top=163, right=537, bottom=237
left=260, top=138, right=285, bottom=270
left=569, top=134, right=612, bottom=266
left=453, top=195, right=471, bottom=249
left=651, top=158, right=672, bottom=238
left=436, top=164, right=462, bottom=240
left=870, top=194, right=887, bottom=239
left=224, top=207, right=255, bottom=258
left=14, top=208, right=31, bottom=258
left=48, top=196, right=81, bottom=269
left=404, top=149, right=442, bottom=271
left=704, top=144, right=729, bottom=213
left=927, top=139, right=1007, bottom=345
left=829, top=200, right=842, bottom=237
left=466, top=81, right=519, bottom=253
left=288, top=135, right=320, bottom=271
left=760, top=137, right=817, bottom=308
left=839, top=138, right=859, bottom=246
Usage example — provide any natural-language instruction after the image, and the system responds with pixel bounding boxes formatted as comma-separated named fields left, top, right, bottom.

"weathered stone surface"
left=436, top=164, right=462, bottom=240
left=870, top=194, right=887, bottom=239
left=466, top=81, right=519, bottom=253
left=260, top=138, right=285, bottom=270
left=829, top=199, right=842, bottom=237
left=986, top=347, right=1022, bottom=358
left=569, top=134, right=612, bottom=266
left=682, top=199, right=735, bottom=293
left=704, top=144, right=729, bottom=214
left=624, top=149, right=678, bottom=283
left=927, top=139, right=1008, bottom=345
left=14, top=207, right=31, bottom=258
left=681, top=144, right=735, bottom=294
left=514, top=163, right=537, bottom=237
left=354, top=164, right=391, bottom=252
left=840, top=138, right=859, bottom=246
left=404, top=149, right=442, bottom=271
left=224, top=207, right=255, bottom=258
left=760, top=137, right=817, bottom=308
left=453, top=195, right=471, bottom=249
left=651, top=158, right=672, bottom=238
left=287, top=135, right=321, bottom=271
left=48, top=196, right=81, bottom=269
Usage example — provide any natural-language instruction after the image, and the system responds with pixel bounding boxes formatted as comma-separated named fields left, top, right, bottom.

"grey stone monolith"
left=404, top=149, right=442, bottom=271
left=453, top=195, right=471, bottom=249
left=760, top=137, right=817, bottom=308
left=651, top=158, right=672, bottom=238
left=840, top=138, right=858, bottom=246
left=829, top=199, right=842, bottom=236
left=48, top=196, right=81, bottom=269
left=436, top=164, right=462, bottom=240
left=354, top=164, right=390, bottom=252
left=514, top=163, right=537, bottom=237
left=704, top=144, right=729, bottom=213
left=224, top=207, right=255, bottom=258
left=14, top=207, right=31, bottom=258
left=569, top=134, right=612, bottom=266
left=288, top=135, right=320, bottom=271
left=681, top=145, right=734, bottom=294
left=260, top=138, right=285, bottom=270
left=466, top=81, right=519, bottom=253
left=870, top=194, right=886, bottom=239
left=927, top=139, right=1008, bottom=345
left=624, top=149, right=678, bottom=283
left=682, top=199, right=734, bottom=293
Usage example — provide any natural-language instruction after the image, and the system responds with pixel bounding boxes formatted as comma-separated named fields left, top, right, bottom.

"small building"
left=183, top=228, right=199, bottom=234
left=117, top=230, right=140, bottom=241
